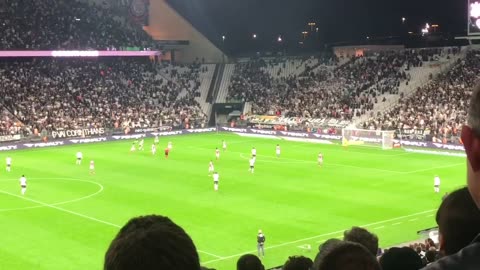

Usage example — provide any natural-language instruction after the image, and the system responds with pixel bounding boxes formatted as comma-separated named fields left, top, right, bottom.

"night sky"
left=167, top=0, right=468, bottom=54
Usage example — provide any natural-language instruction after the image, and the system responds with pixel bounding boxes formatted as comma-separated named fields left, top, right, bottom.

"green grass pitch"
left=0, top=132, right=466, bottom=270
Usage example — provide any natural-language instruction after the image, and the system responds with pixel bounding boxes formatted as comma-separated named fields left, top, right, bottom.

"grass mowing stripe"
left=0, top=188, right=224, bottom=260
left=202, top=209, right=436, bottom=265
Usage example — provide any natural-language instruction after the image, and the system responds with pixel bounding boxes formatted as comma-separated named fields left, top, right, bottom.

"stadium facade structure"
left=144, top=0, right=226, bottom=63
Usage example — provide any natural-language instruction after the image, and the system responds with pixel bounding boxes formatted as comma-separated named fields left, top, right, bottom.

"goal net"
left=342, top=128, right=395, bottom=150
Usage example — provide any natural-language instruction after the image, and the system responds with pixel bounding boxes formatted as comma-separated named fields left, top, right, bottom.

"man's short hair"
left=104, top=215, right=201, bottom=270
left=237, top=254, right=264, bottom=270
left=283, top=256, right=313, bottom=270
left=317, top=241, right=381, bottom=270
left=436, top=186, right=480, bottom=255
left=424, top=250, right=437, bottom=264
left=379, top=247, right=423, bottom=270
left=343, top=227, right=379, bottom=256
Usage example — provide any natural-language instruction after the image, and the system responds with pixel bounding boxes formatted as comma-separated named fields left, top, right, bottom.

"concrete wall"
left=143, top=0, right=225, bottom=63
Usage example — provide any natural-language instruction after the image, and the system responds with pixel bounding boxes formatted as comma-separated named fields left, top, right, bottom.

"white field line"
left=201, top=209, right=436, bottom=265
left=0, top=188, right=223, bottom=259
left=231, top=148, right=463, bottom=175
left=0, top=189, right=122, bottom=228
left=0, top=178, right=104, bottom=212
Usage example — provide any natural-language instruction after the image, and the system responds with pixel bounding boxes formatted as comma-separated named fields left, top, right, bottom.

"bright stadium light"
left=402, top=17, right=406, bottom=23
left=471, top=1, right=480, bottom=18
left=253, top=34, right=257, bottom=39
left=277, top=36, right=282, bottom=42
left=222, top=35, right=225, bottom=41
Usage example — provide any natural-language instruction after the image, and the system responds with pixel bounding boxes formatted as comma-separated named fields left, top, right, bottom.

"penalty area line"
left=0, top=189, right=223, bottom=260
left=202, top=209, right=436, bottom=265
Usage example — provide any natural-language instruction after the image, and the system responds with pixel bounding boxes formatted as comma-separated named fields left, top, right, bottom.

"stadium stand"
left=227, top=49, right=454, bottom=124
left=363, top=49, right=476, bottom=144
left=0, top=58, right=208, bottom=133
left=0, top=0, right=156, bottom=50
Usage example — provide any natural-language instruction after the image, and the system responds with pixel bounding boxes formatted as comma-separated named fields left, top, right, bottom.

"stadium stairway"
left=243, top=101, right=252, bottom=114
left=215, top=63, right=235, bottom=103
left=196, top=64, right=216, bottom=116
left=352, top=51, right=466, bottom=126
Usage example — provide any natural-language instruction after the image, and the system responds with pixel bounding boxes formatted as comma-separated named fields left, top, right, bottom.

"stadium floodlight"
left=222, top=35, right=225, bottom=41
left=471, top=1, right=480, bottom=18
left=253, top=34, right=257, bottom=39
left=277, top=36, right=282, bottom=42
left=402, top=17, right=406, bottom=23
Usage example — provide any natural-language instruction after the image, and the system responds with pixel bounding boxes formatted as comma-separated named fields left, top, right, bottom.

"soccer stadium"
left=1, top=0, right=480, bottom=270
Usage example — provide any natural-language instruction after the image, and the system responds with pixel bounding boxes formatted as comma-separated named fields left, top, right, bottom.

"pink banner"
left=0, top=50, right=161, bottom=58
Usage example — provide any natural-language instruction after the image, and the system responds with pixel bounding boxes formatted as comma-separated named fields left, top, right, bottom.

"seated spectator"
left=282, top=256, right=313, bottom=270
left=379, top=247, right=423, bottom=270
left=236, top=254, right=264, bottom=270
left=436, top=186, right=480, bottom=256
left=343, top=226, right=379, bottom=256
left=104, top=215, right=201, bottom=270
left=424, top=249, right=438, bottom=266
left=316, top=240, right=381, bottom=270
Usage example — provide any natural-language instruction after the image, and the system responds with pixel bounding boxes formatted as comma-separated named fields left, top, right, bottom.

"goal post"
left=342, top=128, right=395, bottom=150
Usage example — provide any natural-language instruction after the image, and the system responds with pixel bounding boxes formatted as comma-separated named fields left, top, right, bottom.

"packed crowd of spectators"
left=0, top=0, right=156, bottom=50
left=0, top=58, right=208, bottom=134
left=364, top=49, right=477, bottom=143
left=0, top=108, right=20, bottom=136
left=231, top=49, right=445, bottom=122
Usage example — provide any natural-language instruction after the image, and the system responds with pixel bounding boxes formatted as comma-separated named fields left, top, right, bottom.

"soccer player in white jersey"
left=276, top=144, right=281, bottom=158
left=222, top=140, right=227, bottom=152
left=213, top=172, right=219, bottom=191
left=19, top=175, right=27, bottom=195
left=208, top=160, right=214, bottom=175
left=251, top=147, right=257, bottom=158
left=151, top=144, right=157, bottom=155
left=215, top=148, right=220, bottom=160
left=6, top=156, right=12, bottom=172
left=139, top=139, right=145, bottom=151
left=167, top=141, right=173, bottom=150
left=318, top=152, right=324, bottom=166
left=130, top=143, right=136, bottom=152
left=434, top=175, right=441, bottom=193
left=76, top=151, right=83, bottom=165
left=249, top=157, right=255, bottom=173
left=89, top=160, right=95, bottom=175
left=154, top=135, right=159, bottom=145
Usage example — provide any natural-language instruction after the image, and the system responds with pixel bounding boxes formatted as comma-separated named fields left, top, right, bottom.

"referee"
left=257, top=229, right=266, bottom=257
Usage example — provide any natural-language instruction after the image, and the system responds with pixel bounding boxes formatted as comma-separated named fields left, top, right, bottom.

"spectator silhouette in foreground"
left=315, top=240, right=380, bottom=270
left=380, top=247, right=423, bottom=270
left=104, top=215, right=201, bottom=270
left=343, top=226, right=379, bottom=256
left=423, top=83, right=480, bottom=269
left=436, top=187, right=480, bottom=256
left=236, top=254, right=264, bottom=270
left=282, top=255, right=313, bottom=270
